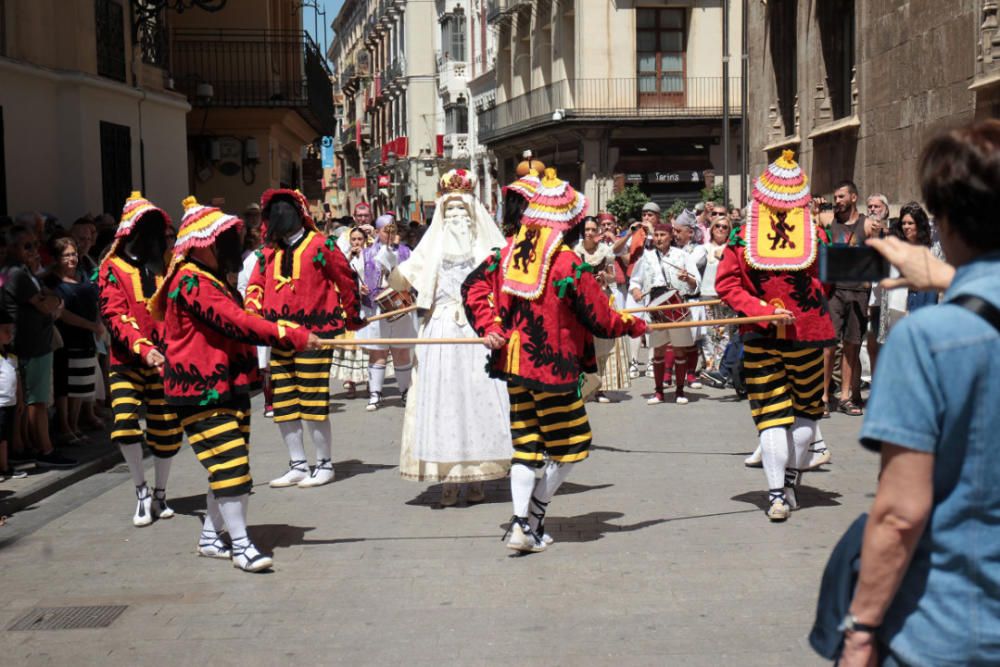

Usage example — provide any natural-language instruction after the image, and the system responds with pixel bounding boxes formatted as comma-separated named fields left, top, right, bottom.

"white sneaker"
left=366, top=392, right=382, bottom=412
left=298, top=459, right=335, bottom=488
left=647, top=392, right=665, bottom=405
left=688, top=380, right=703, bottom=389
left=269, top=460, right=309, bottom=488
left=505, top=517, right=547, bottom=553
left=197, top=532, right=232, bottom=560
left=806, top=447, right=832, bottom=469
left=465, top=482, right=485, bottom=503
left=232, top=542, right=273, bottom=572
left=133, top=484, right=153, bottom=527
left=744, top=446, right=763, bottom=468
left=440, top=483, right=459, bottom=507
left=767, top=498, right=790, bottom=522
left=151, top=488, right=174, bottom=520
left=645, top=366, right=655, bottom=378
left=595, top=392, right=612, bottom=404
left=675, top=395, right=689, bottom=405
left=628, top=363, right=640, bottom=379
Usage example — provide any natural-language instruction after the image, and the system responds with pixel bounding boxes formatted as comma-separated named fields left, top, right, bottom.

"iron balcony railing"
left=478, top=77, right=742, bottom=143
left=171, top=29, right=336, bottom=135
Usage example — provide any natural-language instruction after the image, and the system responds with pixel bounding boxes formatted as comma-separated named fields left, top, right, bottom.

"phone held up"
left=819, top=244, right=889, bottom=283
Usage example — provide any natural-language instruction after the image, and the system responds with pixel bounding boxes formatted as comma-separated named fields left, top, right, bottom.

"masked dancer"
left=463, top=168, right=647, bottom=553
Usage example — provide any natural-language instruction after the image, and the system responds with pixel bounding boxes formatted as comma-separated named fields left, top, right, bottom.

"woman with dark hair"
left=878, top=202, right=943, bottom=343
left=46, top=237, right=102, bottom=444
left=843, top=120, right=1000, bottom=667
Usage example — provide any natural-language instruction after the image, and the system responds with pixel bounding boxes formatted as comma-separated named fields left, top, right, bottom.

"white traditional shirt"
left=629, top=245, right=701, bottom=298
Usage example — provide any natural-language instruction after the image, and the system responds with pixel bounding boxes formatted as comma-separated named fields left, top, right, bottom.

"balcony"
left=478, top=77, right=742, bottom=143
left=171, top=29, right=336, bottom=135
left=438, top=59, right=469, bottom=98
left=339, top=120, right=358, bottom=150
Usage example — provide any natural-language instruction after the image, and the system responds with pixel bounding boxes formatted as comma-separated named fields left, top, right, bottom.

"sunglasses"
left=712, top=224, right=730, bottom=230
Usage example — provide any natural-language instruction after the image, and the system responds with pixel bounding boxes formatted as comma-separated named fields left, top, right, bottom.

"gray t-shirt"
left=828, top=213, right=869, bottom=291
left=3, top=264, right=54, bottom=358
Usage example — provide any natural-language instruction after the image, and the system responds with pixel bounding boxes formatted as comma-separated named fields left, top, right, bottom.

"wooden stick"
left=319, top=336, right=487, bottom=347
left=647, top=314, right=787, bottom=330
left=623, top=299, right=721, bottom=314
left=364, top=304, right=419, bottom=323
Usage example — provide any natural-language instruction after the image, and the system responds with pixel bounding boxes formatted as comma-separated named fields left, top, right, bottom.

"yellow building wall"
left=0, top=59, right=190, bottom=223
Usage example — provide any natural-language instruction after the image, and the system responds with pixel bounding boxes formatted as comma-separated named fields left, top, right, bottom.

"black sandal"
left=838, top=399, right=863, bottom=416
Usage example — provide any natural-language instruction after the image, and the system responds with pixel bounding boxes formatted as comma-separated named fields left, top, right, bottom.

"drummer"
left=356, top=214, right=416, bottom=412
left=673, top=209, right=709, bottom=390
left=629, top=221, right=701, bottom=405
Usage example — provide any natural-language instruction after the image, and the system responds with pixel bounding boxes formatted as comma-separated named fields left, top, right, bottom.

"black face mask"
left=265, top=200, right=302, bottom=245
left=214, top=227, right=244, bottom=275
left=124, top=212, right=167, bottom=275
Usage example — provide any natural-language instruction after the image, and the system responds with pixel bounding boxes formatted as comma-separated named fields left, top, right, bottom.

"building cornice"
left=807, top=115, right=860, bottom=140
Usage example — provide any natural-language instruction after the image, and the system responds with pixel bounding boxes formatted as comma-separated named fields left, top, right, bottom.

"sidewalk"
left=0, top=432, right=121, bottom=518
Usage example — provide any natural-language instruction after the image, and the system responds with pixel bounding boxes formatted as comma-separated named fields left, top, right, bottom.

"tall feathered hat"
left=260, top=188, right=319, bottom=232
left=149, top=196, right=242, bottom=320
left=752, top=149, right=811, bottom=210
left=520, top=167, right=588, bottom=231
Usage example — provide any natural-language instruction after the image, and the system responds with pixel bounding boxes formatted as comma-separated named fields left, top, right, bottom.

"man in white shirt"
left=673, top=209, right=709, bottom=389
left=629, top=222, right=701, bottom=405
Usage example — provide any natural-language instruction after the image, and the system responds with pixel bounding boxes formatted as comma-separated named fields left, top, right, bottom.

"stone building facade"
left=747, top=0, right=997, bottom=206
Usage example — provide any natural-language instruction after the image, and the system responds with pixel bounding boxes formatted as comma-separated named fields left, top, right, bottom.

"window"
left=441, top=10, right=466, bottom=61
left=95, top=0, right=126, bottom=81
left=100, top=121, right=132, bottom=216
left=0, top=107, right=6, bottom=217
left=636, top=8, right=685, bottom=99
left=769, top=0, right=797, bottom=135
left=818, top=0, right=855, bottom=120
left=445, top=104, right=468, bottom=134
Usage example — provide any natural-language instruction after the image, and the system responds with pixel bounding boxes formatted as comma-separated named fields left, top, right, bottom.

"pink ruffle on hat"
left=115, top=191, right=172, bottom=239
left=173, top=196, right=242, bottom=255
left=503, top=171, right=542, bottom=202
left=752, top=150, right=811, bottom=210
left=520, top=168, right=587, bottom=231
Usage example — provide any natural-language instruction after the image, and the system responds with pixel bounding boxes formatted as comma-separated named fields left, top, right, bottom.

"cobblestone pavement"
left=0, top=377, right=876, bottom=666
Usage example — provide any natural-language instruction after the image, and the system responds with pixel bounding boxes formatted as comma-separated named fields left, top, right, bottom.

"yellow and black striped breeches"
left=508, top=384, right=592, bottom=468
left=269, top=348, right=333, bottom=422
left=743, top=341, right=825, bottom=432
left=109, top=367, right=183, bottom=458
left=177, top=397, right=252, bottom=498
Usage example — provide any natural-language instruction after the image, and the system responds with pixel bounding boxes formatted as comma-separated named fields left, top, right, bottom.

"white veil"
left=393, top=192, right=504, bottom=310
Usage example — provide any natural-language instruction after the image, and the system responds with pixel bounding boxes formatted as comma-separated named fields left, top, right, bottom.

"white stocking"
left=277, top=420, right=307, bottom=463
left=217, top=494, right=250, bottom=545
left=394, top=360, right=413, bottom=394
left=308, top=418, right=333, bottom=461
left=760, top=426, right=791, bottom=499
left=510, top=463, right=536, bottom=518
left=153, top=456, right=171, bottom=491
left=119, top=442, right=146, bottom=487
left=202, top=489, right=224, bottom=536
left=533, top=460, right=575, bottom=505
left=791, top=417, right=819, bottom=470
left=368, top=363, right=386, bottom=394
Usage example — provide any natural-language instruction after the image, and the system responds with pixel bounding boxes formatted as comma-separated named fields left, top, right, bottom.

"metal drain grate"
left=7, top=605, right=128, bottom=631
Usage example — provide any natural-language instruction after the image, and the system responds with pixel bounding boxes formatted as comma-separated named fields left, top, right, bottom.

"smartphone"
left=818, top=202, right=834, bottom=212
left=819, top=244, right=889, bottom=283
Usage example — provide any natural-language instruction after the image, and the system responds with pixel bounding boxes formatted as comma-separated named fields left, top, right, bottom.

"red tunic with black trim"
left=245, top=229, right=362, bottom=336
left=462, top=242, right=647, bottom=393
left=162, top=260, right=310, bottom=406
left=715, top=225, right=835, bottom=347
left=98, top=254, right=165, bottom=371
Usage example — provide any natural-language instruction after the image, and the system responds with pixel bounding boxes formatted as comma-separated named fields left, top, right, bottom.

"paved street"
left=0, top=376, right=876, bottom=666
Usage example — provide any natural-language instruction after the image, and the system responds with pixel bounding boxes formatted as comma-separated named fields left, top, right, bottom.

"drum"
left=374, top=287, right=414, bottom=321
left=647, top=287, right=688, bottom=324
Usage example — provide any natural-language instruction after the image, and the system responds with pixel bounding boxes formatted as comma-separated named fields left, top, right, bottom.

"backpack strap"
left=950, top=294, right=1000, bottom=335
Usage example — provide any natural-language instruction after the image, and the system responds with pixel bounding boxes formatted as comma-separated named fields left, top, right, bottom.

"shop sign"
left=625, top=173, right=644, bottom=184
left=349, top=177, right=367, bottom=189
left=377, top=174, right=391, bottom=188
left=649, top=171, right=703, bottom=184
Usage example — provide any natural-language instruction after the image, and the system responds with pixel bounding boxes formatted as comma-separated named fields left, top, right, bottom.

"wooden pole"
left=622, top=299, right=721, bottom=314
left=319, top=336, right=487, bottom=347
left=364, top=304, right=419, bottom=323
left=647, top=314, right=786, bottom=330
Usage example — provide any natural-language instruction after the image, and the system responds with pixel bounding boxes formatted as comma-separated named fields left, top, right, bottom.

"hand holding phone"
left=819, top=244, right=889, bottom=283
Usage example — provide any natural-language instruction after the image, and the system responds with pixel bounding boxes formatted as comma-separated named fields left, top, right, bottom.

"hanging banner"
left=321, top=136, right=335, bottom=169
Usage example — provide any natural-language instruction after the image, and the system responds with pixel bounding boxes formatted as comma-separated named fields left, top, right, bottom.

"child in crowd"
left=0, top=310, right=26, bottom=481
